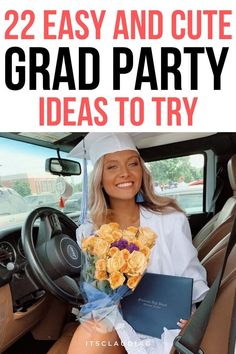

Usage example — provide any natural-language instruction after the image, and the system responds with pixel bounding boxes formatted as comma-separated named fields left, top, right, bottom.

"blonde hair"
left=89, top=155, right=183, bottom=227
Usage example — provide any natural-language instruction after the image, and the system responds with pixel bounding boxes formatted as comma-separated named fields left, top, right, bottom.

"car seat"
left=193, top=154, right=236, bottom=261
left=170, top=230, right=236, bottom=354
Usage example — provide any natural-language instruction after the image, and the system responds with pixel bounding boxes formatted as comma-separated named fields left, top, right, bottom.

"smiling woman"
left=67, top=132, right=209, bottom=354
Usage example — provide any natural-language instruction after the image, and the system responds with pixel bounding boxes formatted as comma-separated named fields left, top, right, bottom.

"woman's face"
left=102, top=150, right=142, bottom=203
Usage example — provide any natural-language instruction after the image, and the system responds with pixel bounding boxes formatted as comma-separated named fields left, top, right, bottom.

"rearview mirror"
left=45, top=158, right=81, bottom=176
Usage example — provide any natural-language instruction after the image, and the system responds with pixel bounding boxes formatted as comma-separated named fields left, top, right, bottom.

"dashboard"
left=0, top=233, right=27, bottom=270
left=0, top=240, right=18, bottom=267
left=0, top=226, right=45, bottom=312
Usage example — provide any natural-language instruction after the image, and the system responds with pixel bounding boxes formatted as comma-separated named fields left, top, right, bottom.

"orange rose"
left=120, top=249, right=130, bottom=261
left=107, top=252, right=126, bottom=273
left=98, top=224, right=113, bottom=233
left=126, top=226, right=139, bottom=234
left=109, top=271, right=125, bottom=290
left=127, top=251, right=147, bottom=275
left=81, top=236, right=97, bottom=254
left=112, top=230, right=123, bottom=240
left=97, top=223, right=122, bottom=244
left=108, top=247, right=119, bottom=257
left=95, top=270, right=108, bottom=281
left=98, top=232, right=114, bottom=244
left=140, top=245, right=151, bottom=258
left=93, top=238, right=110, bottom=258
left=120, top=262, right=129, bottom=273
left=107, top=223, right=120, bottom=230
left=138, top=227, right=157, bottom=248
left=127, top=275, right=142, bottom=290
left=95, top=259, right=107, bottom=271
left=122, top=226, right=138, bottom=242
left=131, top=239, right=143, bottom=249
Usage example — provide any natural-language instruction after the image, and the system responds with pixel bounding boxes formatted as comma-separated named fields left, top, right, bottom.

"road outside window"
left=147, top=154, right=204, bottom=214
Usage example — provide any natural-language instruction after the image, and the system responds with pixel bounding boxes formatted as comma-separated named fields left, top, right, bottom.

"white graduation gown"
left=76, top=208, right=209, bottom=354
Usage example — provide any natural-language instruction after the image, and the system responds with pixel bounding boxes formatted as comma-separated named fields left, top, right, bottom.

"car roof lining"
left=0, top=132, right=236, bottom=161
left=0, top=132, right=87, bottom=153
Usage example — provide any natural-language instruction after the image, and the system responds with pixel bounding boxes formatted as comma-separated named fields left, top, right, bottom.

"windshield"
left=0, top=137, right=83, bottom=228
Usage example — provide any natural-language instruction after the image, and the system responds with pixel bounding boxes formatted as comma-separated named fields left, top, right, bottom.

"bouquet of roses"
left=78, top=222, right=157, bottom=330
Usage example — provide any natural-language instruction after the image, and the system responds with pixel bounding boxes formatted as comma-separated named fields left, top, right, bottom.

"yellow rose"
left=95, top=270, right=108, bottom=281
left=127, top=275, right=142, bottom=290
left=107, top=252, right=126, bottom=273
left=93, top=239, right=110, bottom=258
left=95, top=259, right=107, bottom=271
left=109, top=271, right=125, bottom=290
left=127, top=251, right=147, bottom=275
left=137, top=227, right=157, bottom=248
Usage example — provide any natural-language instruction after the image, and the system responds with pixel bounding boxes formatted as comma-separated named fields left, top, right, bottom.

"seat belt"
left=173, top=217, right=236, bottom=354
left=206, top=167, right=225, bottom=220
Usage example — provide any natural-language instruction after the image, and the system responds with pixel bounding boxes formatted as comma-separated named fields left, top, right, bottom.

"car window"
left=0, top=137, right=83, bottom=228
left=63, top=192, right=82, bottom=214
left=0, top=188, right=29, bottom=215
left=147, top=154, right=204, bottom=214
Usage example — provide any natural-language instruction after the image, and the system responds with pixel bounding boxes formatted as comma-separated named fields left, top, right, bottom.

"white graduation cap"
left=68, top=133, right=139, bottom=224
left=68, top=132, right=138, bottom=165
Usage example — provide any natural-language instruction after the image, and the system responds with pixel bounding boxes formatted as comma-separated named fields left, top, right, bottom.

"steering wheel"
left=21, top=207, right=82, bottom=305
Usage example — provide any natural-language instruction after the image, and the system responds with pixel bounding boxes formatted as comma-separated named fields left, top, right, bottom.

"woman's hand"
left=177, top=306, right=196, bottom=329
left=177, top=319, right=188, bottom=329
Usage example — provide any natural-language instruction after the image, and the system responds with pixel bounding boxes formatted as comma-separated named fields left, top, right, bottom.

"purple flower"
left=126, top=243, right=139, bottom=253
left=111, top=239, right=128, bottom=250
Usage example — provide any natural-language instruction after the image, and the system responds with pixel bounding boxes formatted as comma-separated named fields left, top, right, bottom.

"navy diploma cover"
left=121, top=273, right=193, bottom=338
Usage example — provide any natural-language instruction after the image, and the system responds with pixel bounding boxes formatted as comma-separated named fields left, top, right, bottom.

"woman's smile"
left=116, top=182, right=134, bottom=188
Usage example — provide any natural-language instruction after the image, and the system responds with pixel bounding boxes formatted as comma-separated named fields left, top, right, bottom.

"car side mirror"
left=45, top=158, right=81, bottom=176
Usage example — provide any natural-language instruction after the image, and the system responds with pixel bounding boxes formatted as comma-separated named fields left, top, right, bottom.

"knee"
left=68, top=320, right=125, bottom=354
left=81, top=318, right=116, bottom=336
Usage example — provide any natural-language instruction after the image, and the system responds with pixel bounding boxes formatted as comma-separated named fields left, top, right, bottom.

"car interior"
left=0, top=132, right=236, bottom=354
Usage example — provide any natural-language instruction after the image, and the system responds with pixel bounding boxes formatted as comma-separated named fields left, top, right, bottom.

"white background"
left=0, top=0, right=235, bottom=132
